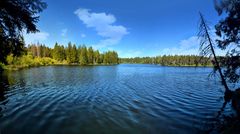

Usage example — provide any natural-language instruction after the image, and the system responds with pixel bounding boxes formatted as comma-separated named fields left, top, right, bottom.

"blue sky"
left=24, top=0, right=222, bottom=58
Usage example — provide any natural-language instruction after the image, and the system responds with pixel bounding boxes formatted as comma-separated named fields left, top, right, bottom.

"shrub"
left=0, top=62, right=5, bottom=70
left=6, top=54, right=14, bottom=65
left=19, top=54, right=34, bottom=67
left=5, top=53, right=59, bottom=70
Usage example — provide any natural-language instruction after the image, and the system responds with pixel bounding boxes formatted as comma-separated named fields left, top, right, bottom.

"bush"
left=0, top=62, right=5, bottom=70
left=6, top=54, right=14, bottom=65
left=19, top=54, right=34, bottom=67
left=4, top=53, right=59, bottom=70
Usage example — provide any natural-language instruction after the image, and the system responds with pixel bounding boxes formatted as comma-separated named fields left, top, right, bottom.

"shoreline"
left=1, top=63, right=213, bottom=71
left=2, top=63, right=119, bottom=71
left=120, top=63, right=213, bottom=67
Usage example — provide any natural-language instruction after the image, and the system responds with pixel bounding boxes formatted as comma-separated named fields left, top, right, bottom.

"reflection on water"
left=0, top=64, right=234, bottom=134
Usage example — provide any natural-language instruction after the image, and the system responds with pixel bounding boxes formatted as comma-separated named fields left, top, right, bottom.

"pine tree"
left=94, top=50, right=100, bottom=64
left=53, top=43, right=61, bottom=61
left=60, top=45, right=65, bottom=61
left=87, top=47, right=94, bottom=64
left=72, top=44, right=78, bottom=63
left=66, top=42, right=73, bottom=63
left=0, top=0, right=47, bottom=63
left=79, top=45, right=88, bottom=65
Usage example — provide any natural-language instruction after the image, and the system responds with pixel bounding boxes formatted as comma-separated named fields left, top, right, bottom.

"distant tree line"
left=120, top=55, right=213, bottom=66
left=27, top=42, right=119, bottom=65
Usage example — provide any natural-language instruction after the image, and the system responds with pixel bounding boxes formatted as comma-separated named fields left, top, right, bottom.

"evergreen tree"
left=72, top=44, right=78, bottom=63
left=120, top=55, right=211, bottom=66
left=79, top=45, right=88, bottom=65
left=52, top=43, right=61, bottom=61
left=25, top=44, right=120, bottom=65
left=0, top=0, right=47, bottom=63
left=66, top=42, right=73, bottom=63
left=60, top=45, right=66, bottom=61
left=87, top=47, right=94, bottom=64
left=29, top=44, right=38, bottom=57
left=94, top=50, right=101, bottom=64
left=214, top=0, right=240, bottom=84
left=103, top=52, right=109, bottom=64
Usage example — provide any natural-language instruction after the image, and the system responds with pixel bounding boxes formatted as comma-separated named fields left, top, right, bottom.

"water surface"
left=0, top=64, right=231, bottom=134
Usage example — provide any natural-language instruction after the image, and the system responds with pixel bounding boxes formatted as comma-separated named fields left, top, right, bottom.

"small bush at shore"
left=5, top=53, right=58, bottom=70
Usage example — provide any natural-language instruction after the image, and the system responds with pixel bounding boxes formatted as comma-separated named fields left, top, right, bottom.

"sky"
left=24, top=0, right=223, bottom=58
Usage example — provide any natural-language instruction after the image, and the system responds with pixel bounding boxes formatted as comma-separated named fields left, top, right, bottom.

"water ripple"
left=0, top=65, right=231, bottom=134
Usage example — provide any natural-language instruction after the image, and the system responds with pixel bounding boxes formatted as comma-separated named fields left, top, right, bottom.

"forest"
left=29, top=42, right=119, bottom=65
left=2, top=42, right=119, bottom=70
left=1, top=42, right=215, bottom=70
left=120, top=55, right=212, bottom=66
left=3, top=45, right=214, bottom=70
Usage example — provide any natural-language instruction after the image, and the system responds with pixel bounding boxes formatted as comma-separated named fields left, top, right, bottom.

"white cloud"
left=24, top=31, right=49, bottom=45
left=160, top=36, right=200, bottom=55
left=179, top=36, right=199, bottom=50
left=159, top=35, right=228, bottom=56
left=74, top=8, right=128, bottom=49
left=81, top=33, right=86, bottom=38
left=61, top=28, right=68, bottom=37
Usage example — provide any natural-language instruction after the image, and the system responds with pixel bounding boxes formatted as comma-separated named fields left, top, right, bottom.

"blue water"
left=0, top=64, right=232, bottom=134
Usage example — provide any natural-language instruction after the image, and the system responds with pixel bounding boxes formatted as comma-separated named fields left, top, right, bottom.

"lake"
left=0, top=64, right=232, bottom=134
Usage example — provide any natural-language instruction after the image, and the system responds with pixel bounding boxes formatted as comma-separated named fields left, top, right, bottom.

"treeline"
left=27, top=42, right=119, bottom=65
left=120, top=55, right=212, bottom=66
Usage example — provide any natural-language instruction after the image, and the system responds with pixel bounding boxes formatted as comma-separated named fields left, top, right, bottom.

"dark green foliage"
left=214, top=0, right=240, bottom=49
left=219, top=56, right=240, bottom=83
left=79, top=45, right=88, bottom=65
left=60, top=45, right=66, bottom=61
left=0, top=0, right=47, bottom=63
left=52, top=43, right=65, bottom=61
left=103, top=51, right=119, bottom=64
left=87, top=47, right=94, bottom=64
left=214, top=0, right=240, bottom=84
left=28, top=44, right=52, bottom=58
left=100, top=54, right=104, bottom=64
left=66, top=42, right=73, bottom=63
left=65, top=43, right=78, bottom=63
left=94, top=50, right=101, bottom=64
left=72, top=44, right=78, bottom=63
left=121, top=55, right=212, bottom=66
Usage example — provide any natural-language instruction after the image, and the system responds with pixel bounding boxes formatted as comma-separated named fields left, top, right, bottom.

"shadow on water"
left=206, top=88, right=240, bottom=134
left=0, top=71, right=12, bottom=118
left=0, top=70, right=25, bottom=109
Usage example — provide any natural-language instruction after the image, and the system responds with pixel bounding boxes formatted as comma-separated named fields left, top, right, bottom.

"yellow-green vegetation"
left=5, top=53, right=58, bottom=70
left=0, top=62, right=5, bottom=70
